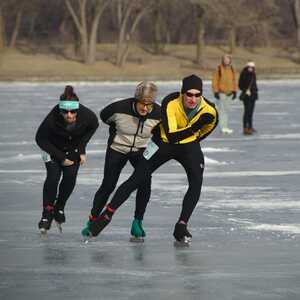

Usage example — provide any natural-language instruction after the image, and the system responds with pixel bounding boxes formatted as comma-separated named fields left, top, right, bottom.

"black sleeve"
left=78, top=108, right=99, bottom=154
left=100, top=102, right=116, bottom=124
left=238, top=70, right=246, bottom=91
left=35, top=113, right=66, bottom=162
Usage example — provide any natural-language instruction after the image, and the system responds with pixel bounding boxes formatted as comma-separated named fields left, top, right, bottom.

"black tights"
left=243, top=96, right=256, bottom=128
left=108, top=141, right=204, bottom=224
left=43, top=161, right=79, bottom=210
left=91, top=148, right=151, bottom=219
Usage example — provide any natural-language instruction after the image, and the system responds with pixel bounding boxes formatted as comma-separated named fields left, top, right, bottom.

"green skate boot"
left=130, top=218, right=146, bottom=243
left=81, top=215, right=97, bottom=243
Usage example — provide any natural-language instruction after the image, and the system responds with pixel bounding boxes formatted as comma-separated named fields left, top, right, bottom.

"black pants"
left=109, top=141, right=204, bottom=223
left=43, top=160, right=79, bottom=210
left=242, top=96, right=256, bottom=128
left=91, top=147, right=152, bottom=219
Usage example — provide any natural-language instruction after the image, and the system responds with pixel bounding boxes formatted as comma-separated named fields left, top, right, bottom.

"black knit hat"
left=181, top=74, right=203, bottom=94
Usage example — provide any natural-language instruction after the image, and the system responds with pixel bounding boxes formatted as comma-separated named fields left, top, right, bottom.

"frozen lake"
left=0, top=81, right=300, bottom=300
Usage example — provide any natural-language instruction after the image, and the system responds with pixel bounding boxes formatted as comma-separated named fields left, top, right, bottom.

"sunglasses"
left=185, top=92, right=201, bottom=98
left=60, top=109, right=78, bottom=114
left=137, top=101, right=153, bottom=109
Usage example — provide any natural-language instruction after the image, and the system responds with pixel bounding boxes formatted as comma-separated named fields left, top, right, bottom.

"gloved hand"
left=232, top=91, right=237, bottom=100
left=191, top=113, right=213, bottom=132
left=214, top=92, right=220, bottom=100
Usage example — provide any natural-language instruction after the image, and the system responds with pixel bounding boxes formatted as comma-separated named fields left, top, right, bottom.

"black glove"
left=191, top=113, right=213, bottom=132
left=214, top=92, right=220, bottom=100
left=232, top=91, right=237, bottom=100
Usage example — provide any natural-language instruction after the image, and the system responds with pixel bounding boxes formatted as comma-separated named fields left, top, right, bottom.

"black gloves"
left=214, top=92, right=220, bottom=100
left=191, top=113, right=214, bottom=132
left=232, top=91, right=237, bottom=100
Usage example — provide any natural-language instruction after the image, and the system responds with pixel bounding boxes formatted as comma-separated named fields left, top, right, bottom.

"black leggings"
left=91, top=147, right=152, bottom=219
left=108, top=141, right=204, bottom=223
left=242, top=96, right=256, bottom=128
left=43, top=161, right=79, bottom=210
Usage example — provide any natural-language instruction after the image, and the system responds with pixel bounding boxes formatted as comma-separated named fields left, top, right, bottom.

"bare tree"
left=9, top=1, right=24, bottom=48
left=190, top=0, right=213, bottom=66
left=0, top=5, right=4, bottom=50
left=292, top=0, right=300, bottom=47
left=65, top=0, right=110, bottom=64
left=152, top=0, right=166, bottom=54
left=115, top=0, right=154, bottom=67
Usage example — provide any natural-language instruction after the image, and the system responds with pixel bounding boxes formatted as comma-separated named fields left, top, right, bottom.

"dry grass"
left=0, top=44, right=300, bottom=81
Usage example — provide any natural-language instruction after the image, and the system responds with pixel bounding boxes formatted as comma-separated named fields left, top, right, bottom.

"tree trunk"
left=9, top=6, right=24, bottom=48
left=195, top=5, right=205, bottom=66
left=261, top=21, right=271, bottom=48
left=87, top=0, right=110, bottom=65
left=117, top=3, right=153, bottom=67
left=0, top=6, right=5, bottom=50
left=229, top=26, right=236, bottom=54
left=116, top=1, right=134, bottom=67
left=294, top=0, right=300, bottom=48
left=153, top=0, right=164, bottom=55
left=79, top=0, right=89, bottom=63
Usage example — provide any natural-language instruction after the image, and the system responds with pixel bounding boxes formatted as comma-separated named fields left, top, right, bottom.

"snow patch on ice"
left=247, top=223, right=300, bottom=234
left=207, top=199, right=300, bottom=210
left=203, top=147, right=240, bottom=153
left=206, top=170, right=300, bottom=177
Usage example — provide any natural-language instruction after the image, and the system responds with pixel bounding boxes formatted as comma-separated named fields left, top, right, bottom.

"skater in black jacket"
left=238, top=61, right=258, bottom=135
left=35, top=85, right=99, bottom=234
left=87, top=75, right=218, bottom=245
left=81, top=82, right=161, bottom=241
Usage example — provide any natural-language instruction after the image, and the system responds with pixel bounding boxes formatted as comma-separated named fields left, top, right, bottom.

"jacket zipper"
left=130, top=118, right=142, bottom=153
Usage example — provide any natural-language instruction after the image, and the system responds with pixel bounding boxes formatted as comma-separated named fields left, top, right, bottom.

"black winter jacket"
left=36, top=104, right=99, bottom=162
left=238, top=68, right=258, bottom=101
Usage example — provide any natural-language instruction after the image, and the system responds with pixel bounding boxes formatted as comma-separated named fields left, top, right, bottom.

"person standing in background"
left=212, top=54, right=237, bottom=134
left=238, top=61, right=258, bottom=135
left=35, top=86, right=99, bottom=235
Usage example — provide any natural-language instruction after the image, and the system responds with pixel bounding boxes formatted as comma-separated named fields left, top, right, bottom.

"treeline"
left=0, top=0, right=300, bottom=67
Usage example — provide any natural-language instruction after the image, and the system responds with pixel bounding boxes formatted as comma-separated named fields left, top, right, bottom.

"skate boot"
left=54, top=207, right=65, bottom=233
left=130, top=218, right=146, bottom=243
left=38, top=205, right=54, bottom=235
left=88, top=205, right=115, bottom=237
left=81, top=215, right=97, bottom=243
left=173, top=222, right=192, bottom=247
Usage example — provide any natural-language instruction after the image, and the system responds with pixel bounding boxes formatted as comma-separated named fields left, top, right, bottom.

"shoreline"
left=1, top=76, right=300, bottom=84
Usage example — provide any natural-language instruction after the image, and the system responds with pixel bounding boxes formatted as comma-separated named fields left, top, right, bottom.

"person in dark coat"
left=238, top=61, right=258, bottom=135
left=35, top=85, right=99, bottom=234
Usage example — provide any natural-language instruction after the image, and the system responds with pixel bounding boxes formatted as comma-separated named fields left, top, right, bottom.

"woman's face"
left=247, top=67, right=254, bottom=73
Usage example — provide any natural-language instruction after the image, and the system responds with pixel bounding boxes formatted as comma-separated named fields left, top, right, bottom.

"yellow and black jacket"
left=152, top=92, right=218, bottom=144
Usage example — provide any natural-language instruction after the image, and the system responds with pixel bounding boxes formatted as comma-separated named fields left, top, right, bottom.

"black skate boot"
left=89, top=205, right=114, bottom=237
left=38, top=205, right=54, bottom=235
left=173, top=222, right=192, bottom=247
left=54, top=207, right=65, bottom=233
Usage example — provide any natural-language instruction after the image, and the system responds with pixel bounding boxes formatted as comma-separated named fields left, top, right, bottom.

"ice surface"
left=0, top=81, right=300, bottom=300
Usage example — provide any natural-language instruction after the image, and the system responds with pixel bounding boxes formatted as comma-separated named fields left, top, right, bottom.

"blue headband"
left=59, top=100, right=79, bottom=110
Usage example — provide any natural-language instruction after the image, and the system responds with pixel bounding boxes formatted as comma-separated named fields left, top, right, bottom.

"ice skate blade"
left=83, top=237, right=92, bottom=244
left=40, top=228, right=48, bottom=237
left=130, top=236, right=144, bottom=243
left=174, top=237, right=192, bottom=247
left=55, top=221, right=62, bottom=233
left=82, top=233, right=92, bottom=244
